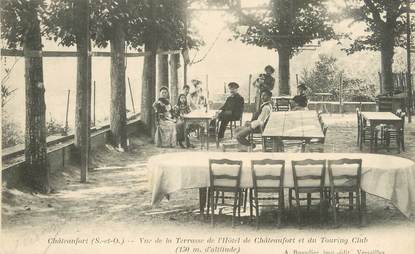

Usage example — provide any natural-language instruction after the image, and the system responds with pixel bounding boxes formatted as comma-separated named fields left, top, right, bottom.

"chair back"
left=327, top=158, right=362, bottom=191
left=291, top=159, right=326, bottom=189
left=209, top=159, right=242, bottom=190
left=251, top=159, right=285, bottom=191
left=272, top=97, right=290, bottom=112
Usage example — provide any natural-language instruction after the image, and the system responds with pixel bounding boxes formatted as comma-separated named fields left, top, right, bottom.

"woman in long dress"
left=153, top=87, right=177, bottom=147
left=173, top=94, right=194, bottom=148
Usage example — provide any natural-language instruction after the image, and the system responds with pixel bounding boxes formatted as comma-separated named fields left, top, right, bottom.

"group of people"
left=153, top=64, right=309, bottom=149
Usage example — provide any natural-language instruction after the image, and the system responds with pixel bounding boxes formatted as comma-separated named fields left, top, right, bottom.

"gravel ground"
left=2, top=113, right=415, bottom=254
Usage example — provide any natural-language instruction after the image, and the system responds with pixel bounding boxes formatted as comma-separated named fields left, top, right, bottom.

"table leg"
left=206, top=120, right=209, bottom=150
left=361, top=190, right=367, bottom=226
left=199, top=187, right=207, bottom=219
left=370, top=123, right=375, bottom=153
left=272, top=138, right=277, bottom=152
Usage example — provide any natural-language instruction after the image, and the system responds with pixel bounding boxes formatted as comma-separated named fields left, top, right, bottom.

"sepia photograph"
left=1, top=0, right=415, bottom=253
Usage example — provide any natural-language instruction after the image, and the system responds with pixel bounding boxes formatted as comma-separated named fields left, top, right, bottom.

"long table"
left=148, top=152, right=415, bottom=219
left=360, top=112, right=402, bottom=153
left=262, top=111, right=325, bottom=152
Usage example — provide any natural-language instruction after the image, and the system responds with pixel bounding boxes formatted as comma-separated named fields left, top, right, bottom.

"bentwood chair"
left=207, top=159, right=243, bottom=227
left=291, top=159, right=327, bottom=225
left=327, top=159, right=364, bottom=226
left=250, top=159, right=285, bottom=228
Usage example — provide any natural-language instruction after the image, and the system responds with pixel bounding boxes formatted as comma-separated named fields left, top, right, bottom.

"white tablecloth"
left=147, top=152, right=415, bottom=218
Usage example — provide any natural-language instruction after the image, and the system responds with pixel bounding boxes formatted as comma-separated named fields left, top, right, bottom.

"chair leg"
left=210, top=189, right=215, bottom=227
left=307, top=193, right=311, bottom=211
left=331, top=191, right=338, bottom=227
left=289, top=188, right=293, bottom=208
left=295, top=191, right=301, bottom=225
left=243, top=188, right=248, bottom=213
left=206, top=189, right=211, bottom=216
left=232, top=192, right=238, bottom=228
left=254, top=190, right=260, bottom=229
left=238, top=191, right=242, bottom=218
left=249, top=188, right=253, bottom=222
left=401, top=132, right=405, bottom=151
left=277, top=190, right=283, bottom=227
left=319, top=191, right=324, bottom=225
left=349, top=192, right=354, bottom=210
left=356, top=190, right=362, bottom=226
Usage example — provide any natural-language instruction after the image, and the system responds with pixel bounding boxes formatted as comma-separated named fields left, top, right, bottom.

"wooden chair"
left=383, top=110, right=405, bottom=152
left=282, top=140, right=306, bottom=153
left=248, top=116, right=272, bottom=152
left=306, top=125, right=328, bottom=152
left=250, top=159, right=285, bottom=228
left=229, top=106, right=244, bottom=138
left=207, top=159, right=243, bottom=227
left=273, top=98, right=291, bottom=112
left=291, top=159, right=327, bottom=225
left=327, top=159, right=364, bottom=226
left=356, top=108, right=379, bottom=151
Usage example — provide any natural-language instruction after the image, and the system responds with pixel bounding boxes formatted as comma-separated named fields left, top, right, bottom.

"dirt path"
left=2, top=114, right=415, bottom=254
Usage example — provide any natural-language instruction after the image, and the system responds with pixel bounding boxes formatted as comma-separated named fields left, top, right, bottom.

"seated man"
left=292, top=83, right=308, bottom=111
left=216, top=82, right=244, bottom=139
left=236, top=90, right=273, bottom=148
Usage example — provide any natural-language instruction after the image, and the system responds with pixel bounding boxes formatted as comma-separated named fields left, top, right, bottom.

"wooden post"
left=64, top=89, right=70, bottom=135
left=339, top=73, right=343, bottom=115
left=206, top=74, right=209, bottom=111
left=169, top=53, right=179, bottom=104
left=127, top=77, right=136, bottom=114
left=248, top=74, right=252, bottom=111
left=24, top=5, right=49, bottom=192
left=93, top=80, right=96, bottom=126
left=406, top=0, right=413, bottom=122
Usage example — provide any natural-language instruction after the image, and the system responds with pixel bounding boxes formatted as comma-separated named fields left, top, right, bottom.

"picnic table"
left=262, top=111, right=324, bottom=152
left=360, top=112, right=402, bottom=153
left=148, top=152, right=415, bottom=219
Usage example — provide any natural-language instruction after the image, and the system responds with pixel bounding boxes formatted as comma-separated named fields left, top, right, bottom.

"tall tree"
left=92, top=0, right=145, bottom=149
left=344, top=0, right=408, bottom=94
left=1, top=0, right=49, bottom=192
left=139, top=0, right=201, bottom=136
left=44, top=0, right=91, bottom=174
left=229, top=0, right=336, bottom=95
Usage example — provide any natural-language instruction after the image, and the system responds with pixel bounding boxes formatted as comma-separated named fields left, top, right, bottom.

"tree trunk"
left=109, top=20, right=127, bottom=149
left=380, top=38, right=395, bottom=94
left=74, top=0, right=91, bottom=182
left=169, top=53, right=180, bottom=104
left=277, top=45, right=291, bottom=95
left=157, top=52, right=169, bottom=91
left=23, top=8, right=49, bottom=193
left=141, top=43, right=157, bottom=135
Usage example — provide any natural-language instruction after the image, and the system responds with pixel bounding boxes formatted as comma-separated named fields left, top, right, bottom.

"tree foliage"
left=229, top=0, right=336, bottom=57
left=0, top=0, right=46, bottom=49
left=301, top=54, right=376, bottom=102
left=343, top=0, right=408, bottom=54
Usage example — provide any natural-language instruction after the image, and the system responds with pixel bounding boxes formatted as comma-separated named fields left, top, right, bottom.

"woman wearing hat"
left=253, top=65, right=275, bottom=110
left=216, top=82, right=245, bottom=139
left=292, top=83, right=309, bottom=111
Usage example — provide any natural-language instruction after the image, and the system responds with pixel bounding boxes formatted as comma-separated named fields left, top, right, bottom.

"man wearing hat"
left=216, top=82, right=244, bottom=139
left=253, top=65, right=275, bottom=110
left=292, top=83, right=308, bottom=110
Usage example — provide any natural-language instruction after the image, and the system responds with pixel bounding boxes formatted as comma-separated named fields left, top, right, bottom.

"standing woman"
left=153, top=87, right=177, bottom=147
left=173, top=94, right=194, bottom=148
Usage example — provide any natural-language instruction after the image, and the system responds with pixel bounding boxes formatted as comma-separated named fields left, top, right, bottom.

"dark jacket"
left=220, top=93, right=244, bottom=120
